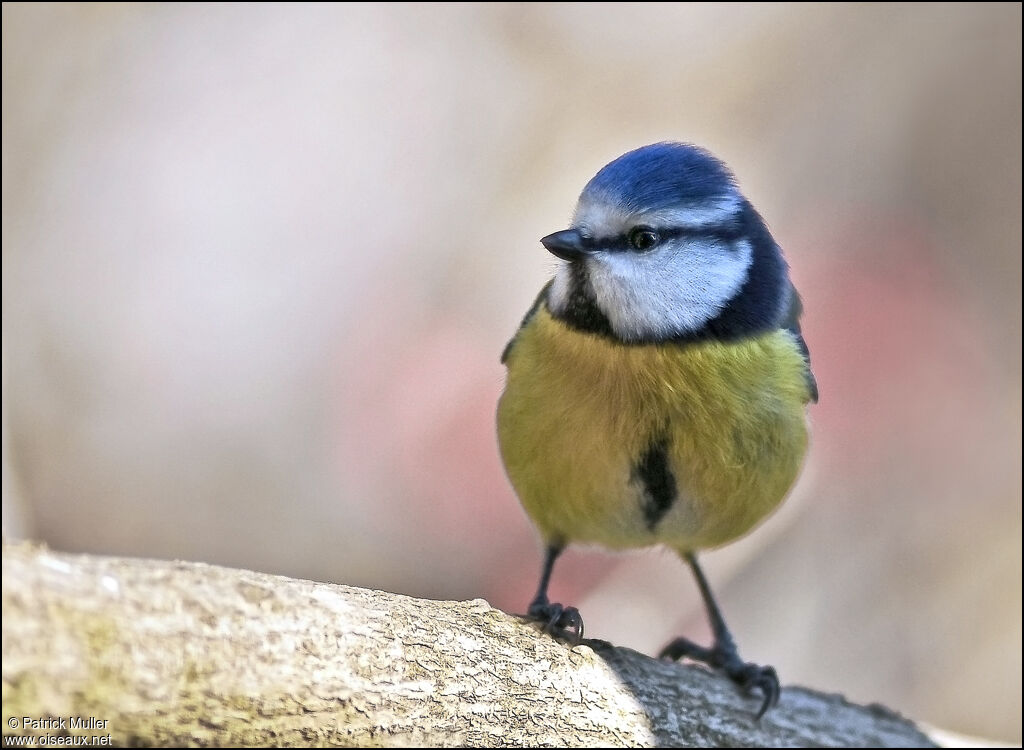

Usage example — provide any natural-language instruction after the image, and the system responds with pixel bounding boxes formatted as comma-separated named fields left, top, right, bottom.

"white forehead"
left=572, top=192, right=743, bottom=237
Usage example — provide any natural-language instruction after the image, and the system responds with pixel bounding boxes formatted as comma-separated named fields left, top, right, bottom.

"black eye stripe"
left=580, top=223, right=745, bottom=252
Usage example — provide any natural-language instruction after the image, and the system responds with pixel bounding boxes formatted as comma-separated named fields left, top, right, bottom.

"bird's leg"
left=660, top=552, right=780, bottom=718
left=527, top=544, right=584, bottom=642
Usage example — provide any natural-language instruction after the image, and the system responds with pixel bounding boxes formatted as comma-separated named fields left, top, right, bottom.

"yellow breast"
left=497, top=303, right=811, bottom=552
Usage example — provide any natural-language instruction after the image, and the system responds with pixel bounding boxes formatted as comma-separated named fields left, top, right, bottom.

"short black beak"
left=540, top=229, right=587, bottom=261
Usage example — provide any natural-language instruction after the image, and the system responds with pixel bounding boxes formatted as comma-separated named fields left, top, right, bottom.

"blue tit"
left=497, top=142, right=817, bottom=718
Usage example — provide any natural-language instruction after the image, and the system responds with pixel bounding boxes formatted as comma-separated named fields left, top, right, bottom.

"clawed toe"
left=528, top=601, right=584, bottom=643
left=660, top=637, right=780, bottom=719
left=659, top=636, right=713, bottom=663
left=728, top=662, right=780, bottom=719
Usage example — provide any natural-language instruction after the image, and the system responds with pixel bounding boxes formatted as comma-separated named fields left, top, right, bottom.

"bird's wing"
left=782, top=283, right=819, bottom=403
left=501, top=280, right=553, bottom=364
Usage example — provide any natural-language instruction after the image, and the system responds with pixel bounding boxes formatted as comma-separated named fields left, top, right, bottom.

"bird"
left=496, top=142, right=817, bottom=718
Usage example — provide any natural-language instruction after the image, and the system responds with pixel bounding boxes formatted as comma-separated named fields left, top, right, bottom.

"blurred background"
left=2, top=2, right=1020, bottom=742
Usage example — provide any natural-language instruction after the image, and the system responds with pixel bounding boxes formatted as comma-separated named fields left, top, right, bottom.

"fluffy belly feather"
left=497, top=305, right=810, bottom=552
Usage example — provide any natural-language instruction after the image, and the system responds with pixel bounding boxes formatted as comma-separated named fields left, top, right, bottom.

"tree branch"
left=2, top=540, right=937, bottom=747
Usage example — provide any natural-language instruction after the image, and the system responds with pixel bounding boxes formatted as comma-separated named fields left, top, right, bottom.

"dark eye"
left=628, top=227, right=659, bottom=252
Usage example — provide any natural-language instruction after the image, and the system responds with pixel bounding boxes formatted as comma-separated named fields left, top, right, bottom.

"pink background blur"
left=3, top=3, right=1020, bottom=742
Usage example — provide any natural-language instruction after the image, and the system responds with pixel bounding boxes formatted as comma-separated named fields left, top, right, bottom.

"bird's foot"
left=659, top=636, right=780, bottom=719
left=527, top=599, right=584, bottom=643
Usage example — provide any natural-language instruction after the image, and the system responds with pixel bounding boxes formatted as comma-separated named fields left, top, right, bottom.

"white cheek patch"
left=550, top=193, right=752, bottom=337
left=587, top=239, right=753, bottom=340
left=548, top=264, right=573, bottom=316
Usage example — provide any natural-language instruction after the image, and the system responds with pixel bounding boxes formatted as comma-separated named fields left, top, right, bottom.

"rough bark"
left=2, top=540, right=937, bottom=747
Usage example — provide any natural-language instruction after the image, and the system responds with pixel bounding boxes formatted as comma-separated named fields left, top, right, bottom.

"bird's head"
left=544, top=142, right=791, bottom=343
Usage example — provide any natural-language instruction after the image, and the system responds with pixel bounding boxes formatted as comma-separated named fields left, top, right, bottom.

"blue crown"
left=581, top=142, right=738, bottom=213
